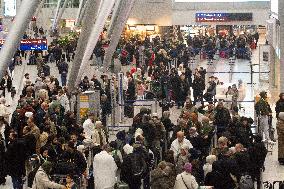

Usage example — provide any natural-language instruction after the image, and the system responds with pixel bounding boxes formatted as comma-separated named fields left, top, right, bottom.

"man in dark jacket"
left=58, top=59, right=68, bottom=86
left=5, top=132, right=27, bottom=189
left=214, top=101, right=231, bottom=137
left=121, top=144, right=150, bottom=189
left=65, top=141, right=87, bottom=175
left=248, top=135, right=267, bottom=189
left=192, top=72, right=205, bottom=104
left=276, top=93, right=284, bottom=119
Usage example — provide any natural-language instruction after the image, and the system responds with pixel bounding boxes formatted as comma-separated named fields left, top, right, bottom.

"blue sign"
left=20, top=39, right=48, bottom=51
left=0, top=39, right=48, bottom=50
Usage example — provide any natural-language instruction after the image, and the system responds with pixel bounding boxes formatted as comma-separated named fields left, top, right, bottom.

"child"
left=66, top=174, right=78, bottom=189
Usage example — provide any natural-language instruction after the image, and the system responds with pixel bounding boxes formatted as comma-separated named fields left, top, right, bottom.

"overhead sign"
left=20, top=39, right=48, bottom=51
left=0, top=39, right=48, bottom=50
left=196, top=13, right=253, bottom=22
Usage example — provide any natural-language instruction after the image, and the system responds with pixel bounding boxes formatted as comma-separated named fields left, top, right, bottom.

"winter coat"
left=58, top=94, right=70, bottom=112
left=151, top=164, right=175, bottom=189
left=275, top=99, right=284, bottom=118
left=92, top=128, right=107, bottom=147
left=5, top=139, right=27, bottom=177
left=174, top=172, right=199, bottom=189
left=0, top=75, right=12, bottom=92
left=214, top=107, right=231, bottom=129
left=170, top=138, right=193, bottom=160
left=93, top=151, right=117, bottom=189
left=32, top=167, right=64, bottom=189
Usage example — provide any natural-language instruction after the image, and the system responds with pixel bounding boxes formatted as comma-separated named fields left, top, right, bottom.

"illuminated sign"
left=0, top=39, right=48, bottom=51
left=196, top=13, right=253, bottom=22
left=4, top=0, right=16, bottom=17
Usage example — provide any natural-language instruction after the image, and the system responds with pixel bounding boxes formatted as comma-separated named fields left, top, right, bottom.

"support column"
left=75, top=0, right=87, bottom=26
left=68, top=0, right=101, bottom=92
left=53, top=0, right=69, bottom=31
left=0, top=0, right=41, bottom=78
left=107, top=0, right=122, bottom=39
left=75, top=0, right=116, bottom=85
left=280, top=0, right=284, bottom=92
left=52, top=0, right=63, bottom=31
left=104, top=0, right=135, bottom=71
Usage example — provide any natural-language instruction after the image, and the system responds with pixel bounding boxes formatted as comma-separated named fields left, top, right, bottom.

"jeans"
left=61, top=74, right=67, bottom=86
left=11, top=176, right=23, bottom=189
left=96, top=56, right=103, bottom=67
left=259, top=115, right=269, bottom=140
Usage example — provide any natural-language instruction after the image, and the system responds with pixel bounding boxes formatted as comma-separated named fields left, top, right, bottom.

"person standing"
left=5, top=132, right=27, bottom=189
left=276, top=93, right=284, bottom=119
left=58, top=58, right=69, bottom=86
left=174, top=163, right=199, bottom=189
left=277, top=112, right=284, bottom=165
left=0, top=71, right=12, bottom=97
left=93, top=144, right=117, bottom=189
left=32, top=161, right=66, bottom=189
left=255, top=91, right=272, bottom=141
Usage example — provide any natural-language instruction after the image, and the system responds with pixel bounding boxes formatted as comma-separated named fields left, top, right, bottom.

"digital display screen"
left=4, top=0, right=16, bottom=17
left=0, top=39, right=48, bottom=51
left=196, top=13, right=253, bottom=22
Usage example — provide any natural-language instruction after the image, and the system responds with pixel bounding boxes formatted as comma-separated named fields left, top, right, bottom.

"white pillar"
left=280, top=0, right=284, bottom=92
left=68, top=0, right=101, bottom=92
left=75, top=0, right=116, bottom=85
left=107, top=0, right=122, bottom=38
left=104, top=0, right=135, bottom=71
left=0, top=0, right=41, bottom=78
left=52, top=0, right=63, bottom=31
left=53, top=0, right=69, bottom=31
left=75, top=0, right=86, bottom=26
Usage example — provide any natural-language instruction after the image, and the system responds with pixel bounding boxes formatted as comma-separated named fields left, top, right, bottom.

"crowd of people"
left=0, top=24, right=282, bottom=189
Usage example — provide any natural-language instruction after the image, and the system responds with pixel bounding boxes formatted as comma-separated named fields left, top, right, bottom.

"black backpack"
left=130, top=153, right=147, bottom=180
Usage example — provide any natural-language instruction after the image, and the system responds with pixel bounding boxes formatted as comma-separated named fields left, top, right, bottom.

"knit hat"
left=183, top=163, right=192, bottom=173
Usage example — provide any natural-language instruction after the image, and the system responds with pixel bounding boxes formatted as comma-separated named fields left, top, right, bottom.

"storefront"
left=123, top=24, right=160, bottom=40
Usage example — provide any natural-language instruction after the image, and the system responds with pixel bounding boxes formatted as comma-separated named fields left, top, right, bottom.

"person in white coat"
left=174, top=163, right=199, bottom=189
left=93, top=144, right=118, bottom=189
left=57, top=89, right=70, bottom=112
left=32, top=161, right=66, bottom=189
left=170, top=131, right=193, bottom=160
left=83, top=114, right=95, bottom=139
